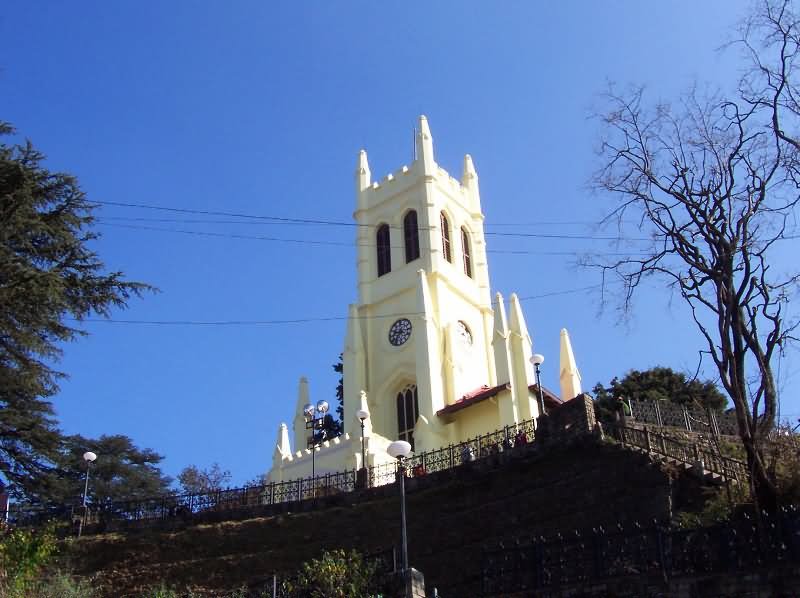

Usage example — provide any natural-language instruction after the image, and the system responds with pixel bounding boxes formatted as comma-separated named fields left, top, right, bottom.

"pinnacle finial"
left=493, top=292, right=508, bottom=335
left=356, top=149, right=371, bottom=193
left=418, top=114, right=431, bottom=138
left=508, top=293, right=530, bottom=339
left=416, top=115, right=435, bottom=172
left=559, top=328, right=582, bottom=401
left=462, top=154, right=477, bottom=183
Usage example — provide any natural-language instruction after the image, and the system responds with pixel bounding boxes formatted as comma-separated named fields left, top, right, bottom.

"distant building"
left=267, top=116, right=583, bottom=482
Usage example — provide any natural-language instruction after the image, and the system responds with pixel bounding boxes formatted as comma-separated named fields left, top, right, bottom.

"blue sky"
left=2, top=1, right=797, bottom=486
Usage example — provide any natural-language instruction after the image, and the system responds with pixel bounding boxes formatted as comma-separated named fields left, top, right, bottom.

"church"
left=267, top=116, right=583, bottom=482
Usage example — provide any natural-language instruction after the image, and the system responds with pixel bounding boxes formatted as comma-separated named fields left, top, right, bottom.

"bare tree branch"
left=588, top=0, right=800, bottom=509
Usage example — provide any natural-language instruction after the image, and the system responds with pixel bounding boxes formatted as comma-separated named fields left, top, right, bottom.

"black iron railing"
left=481, top=506, right=800, bottom=595
left=624, top=398, right=740, bottom=436
left=2, top=410, right=749, bottom=533
left=370, top=417, right=538, bottom=487
left=607, top=422, right=749, bottom=482
left=3, top=414, right=544, bottom=531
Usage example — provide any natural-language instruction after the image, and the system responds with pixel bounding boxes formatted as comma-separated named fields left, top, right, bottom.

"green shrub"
left=0, top=525, right=57, bottom=596
left=20, top=571, right=97, bottom=598
left=281, top=549, right=382, bottom=598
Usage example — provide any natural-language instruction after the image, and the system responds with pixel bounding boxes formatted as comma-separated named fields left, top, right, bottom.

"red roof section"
left=436, top=382, right=564, bottom=417
left=436, top=383, right=509, bottom=416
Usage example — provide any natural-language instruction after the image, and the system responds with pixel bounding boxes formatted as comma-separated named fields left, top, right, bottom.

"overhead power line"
left=97, top=221, right=651, bottom=257
left=95, top=200, right=359, bottom=228
left=93, top=201, right=651, bottom=241
left=72, top=284, right=603, bottom=327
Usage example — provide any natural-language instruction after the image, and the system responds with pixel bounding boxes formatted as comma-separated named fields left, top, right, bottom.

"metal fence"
left=1, top=470, right=359, bottom=529
left=606, top=422, right=750, bottom=483
left=4, top=415, right=542, bottom=531
left=626, top=398, right=739, bottom=436
left=481, top=506, right=800, bottom=595
left=1, top=406, right=750, bottom=533
left=370, top=417, right=538, bottom=487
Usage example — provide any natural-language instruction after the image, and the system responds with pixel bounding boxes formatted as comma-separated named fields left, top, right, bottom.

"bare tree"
left=177, top=463, right=232, bottom=495
left=592, top=0, right=800, bottom=509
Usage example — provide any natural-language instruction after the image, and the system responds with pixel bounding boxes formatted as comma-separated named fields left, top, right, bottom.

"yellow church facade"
left=267, top=116, right=583, bottom=483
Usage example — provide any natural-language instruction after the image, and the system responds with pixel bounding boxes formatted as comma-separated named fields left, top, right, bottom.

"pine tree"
left=0, top=122, right=153, bottom=501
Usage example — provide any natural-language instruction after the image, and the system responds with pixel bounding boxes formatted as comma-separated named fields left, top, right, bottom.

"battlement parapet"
left=286, top=433, right=351, bottom=463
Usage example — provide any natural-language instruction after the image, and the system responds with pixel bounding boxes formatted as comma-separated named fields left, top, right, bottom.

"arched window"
left=403, top=211, right=420, bottom=263
left=461, top=227, right=473, bottom=278
left=440, top=212, right=452, bottom=263
left=396, top=384, right=419, bottom=450
left=376, top=224, right=391, bottom=277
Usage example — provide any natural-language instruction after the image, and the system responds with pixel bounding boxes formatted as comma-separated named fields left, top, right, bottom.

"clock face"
left=388, top=318, right=413, bottom=346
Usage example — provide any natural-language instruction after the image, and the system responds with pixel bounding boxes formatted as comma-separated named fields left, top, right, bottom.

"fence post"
left=655, top=400, right=663, bottom=427
left=645, top=428, right=652, bottom=453
left=449, top=444, right=454, bottom=469
left=683, top=408, right=692, bottom=432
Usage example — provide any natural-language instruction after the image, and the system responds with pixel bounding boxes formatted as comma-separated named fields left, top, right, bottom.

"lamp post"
left=79, top=451, right=97, bottom=537
left=387, top=439, right=412, bottom=585
left=530, top=353, right=546, bottom=417
left=356, top=409, right=369, bottom=470
left=304, top=400, right=330, bottom=479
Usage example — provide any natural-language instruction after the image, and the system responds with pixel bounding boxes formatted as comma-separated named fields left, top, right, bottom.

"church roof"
left=436, top=383, right=563, bottom=417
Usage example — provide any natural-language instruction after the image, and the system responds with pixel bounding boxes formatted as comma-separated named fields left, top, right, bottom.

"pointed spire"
left=297, top=376, right=309, bottom=408
left=493, top=292, right=508, bottom=337
left=415, top=115, right=435, bottom=174
left=506, top=292, right=536, bottom=419
left=343, top=304, right=367, bottom=439
left=462, top=153, right=482, bottom=213
left=508, top=293, right=530, bottom=340
left=293, top=376, right=311, bottom=450
left=492, top=292, right=510, bottom=382
left=462, top=154, right=477, bottom=186
left=559, top=328, right=582, bottom=401
left=276, top=422, right=291, bottom=457
left=355, top=149, right=371, bottom=195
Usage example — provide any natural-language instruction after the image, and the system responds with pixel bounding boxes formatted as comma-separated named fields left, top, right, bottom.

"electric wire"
left=72, top=284, right=604, bottom=327
left=92, top=201, right=651, bottom=241
left=96, top=221, right=652, bottom=257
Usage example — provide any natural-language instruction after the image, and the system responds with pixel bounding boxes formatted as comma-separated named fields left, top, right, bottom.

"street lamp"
left=304, top=400, right=330, bottom=479
left=355, top=409, right=369, bottom=470
left=530, top=353, right=546, bottom=417
left=82, top=451, right=97, bottom=507
left=387, top=439, right=412, bottom=584
left=79, top=451, right=97, bottom=537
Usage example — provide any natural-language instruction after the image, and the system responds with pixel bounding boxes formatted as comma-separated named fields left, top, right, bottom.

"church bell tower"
left=342, top=116, right=502, bottom=453
left=268, top=116, right=583, bottom=482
